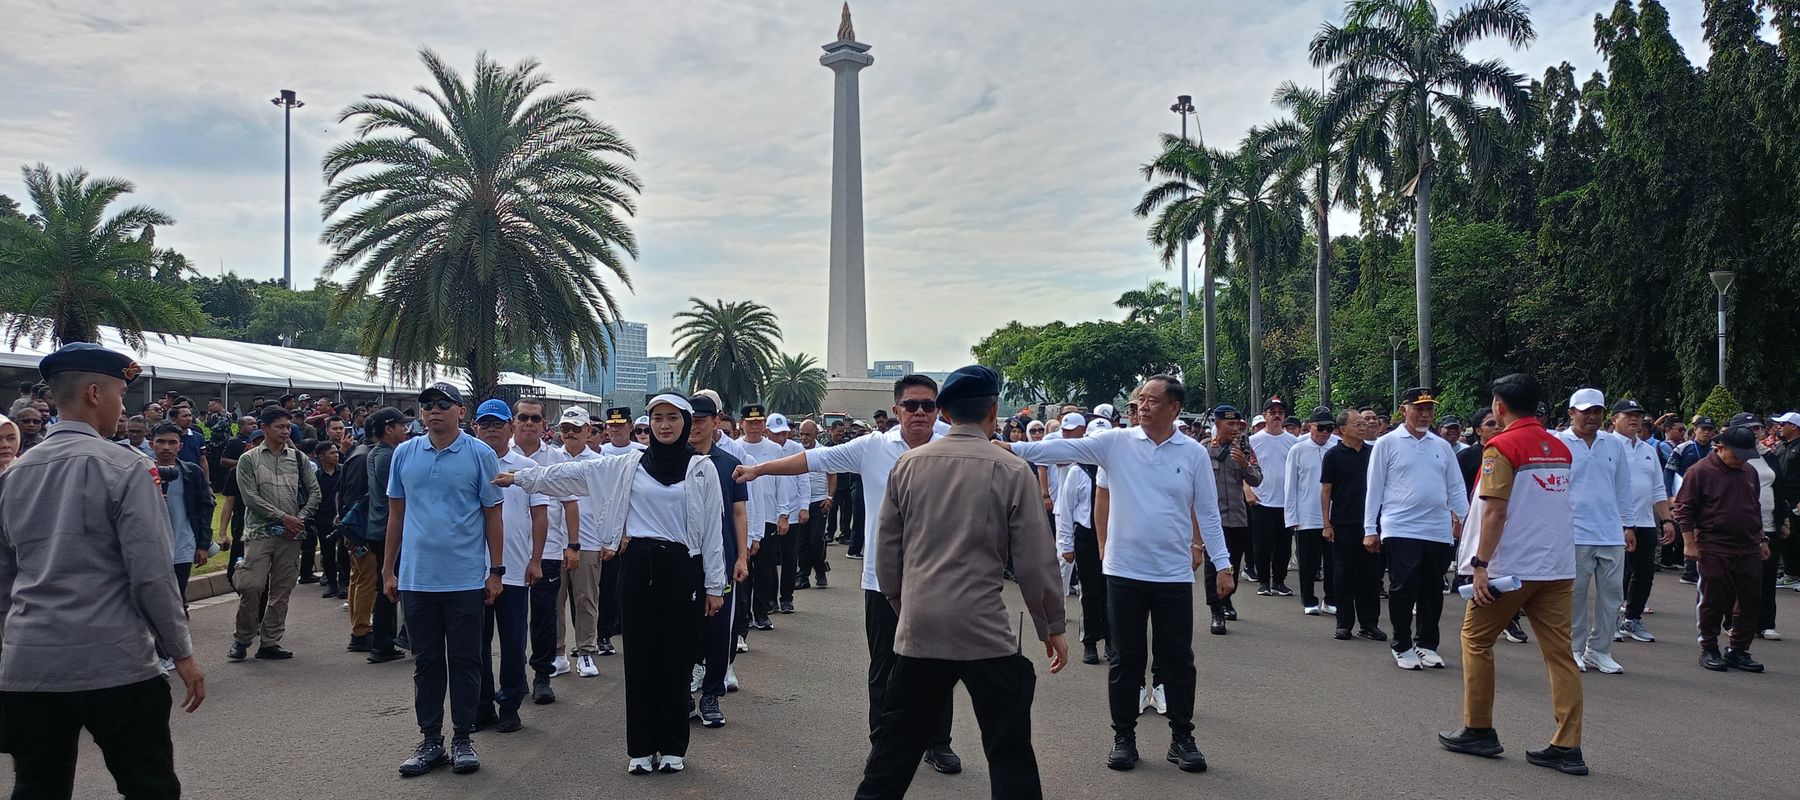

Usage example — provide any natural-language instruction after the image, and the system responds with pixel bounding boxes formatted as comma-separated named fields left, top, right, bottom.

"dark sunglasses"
left=899, top=399, right=938, bottom=414
left=423, top=399, right=458, bottom=411
left=514, top=414, right=545, bottom=423
left=475, top=419, right=509, bottom=430
left=1314, top=423, right=1336, bottom=431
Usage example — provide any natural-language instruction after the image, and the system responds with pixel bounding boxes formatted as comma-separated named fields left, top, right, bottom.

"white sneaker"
left=1573, top=651, right=1587, bottom=673
left=576, top=654, right=600, bottom=677
left=725, top=665, right=740, bottom=693
left=1415, top=647, right=1445, bottom=669
left=1393, top=648, right=1423, bottom=670
left=627, top=756, right=655, bottom=775
left=340, top=601, right=349, bottom=611
left=735, top=635, right=749, bottom=654
left=552, top=655, right=571, bottom=677
left=158, top=657, right=175, bottom=674
left=657, top=755, right=685, bottom=773
left=1761, top=629, right=1783, bottom=641
left=1137, top=685, right=1153, bottom=712
left=1321, top=603, right=1338, bottom=615
left=1151, top=684, right=1168, bottom=715
left=690, top=664, right=705, bottom=694
left=1303, top=604, right=1322, bottom=616
left=1584, top=650, right=1624, bottom=674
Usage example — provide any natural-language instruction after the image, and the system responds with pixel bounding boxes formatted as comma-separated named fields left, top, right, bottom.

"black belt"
left=630, top=536, right=686, bottom=553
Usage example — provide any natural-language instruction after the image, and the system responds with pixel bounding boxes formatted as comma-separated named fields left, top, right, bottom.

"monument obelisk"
left=819, top=4, right=890, bottom=415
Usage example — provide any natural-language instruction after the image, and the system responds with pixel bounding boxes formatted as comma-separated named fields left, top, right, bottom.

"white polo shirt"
left=495, top=448, right=555, bottom=586
left=1249, top=429, right=1300, bottom=507
left=1282, top=434, right=1338, bottom=529
left=1554, top=429, right=1633, bottom=546
left=513, top=440, right=576, bottom=553
left=1607, top=431, right=1668, bottom=526
left=740, top=436, right=799, bottom=528
left=805, top=427, right=941, bottom=591
left=1364, top=426, right=1469, bottom=542
left=1012, top=426, right=1231, bottom=582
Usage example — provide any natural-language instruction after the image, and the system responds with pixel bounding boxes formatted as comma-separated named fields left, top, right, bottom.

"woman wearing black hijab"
left=498, top=394, right=725, bottom=775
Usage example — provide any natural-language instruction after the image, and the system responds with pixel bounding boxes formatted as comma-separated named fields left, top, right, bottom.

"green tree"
left=1135, top=135, right=1225, bottom=407
left=1311, top=0, right=1536, bottom=386
left=1013, top=321, right=1177, bottom=409
left=1210, top=143, right=1305, bottom=406
left=970, top=320, right=1063, bottom=405
left=1113, top=280, right=1184, bottom=326
left=0, top=164, right=205, bottom=349
left=672, top=297, right=781, bottom=410
left=0, top=194, right=20, bottom=220
left=764, top=352, right=828, bottom=417
left=319, top=48, right=642, bottom=398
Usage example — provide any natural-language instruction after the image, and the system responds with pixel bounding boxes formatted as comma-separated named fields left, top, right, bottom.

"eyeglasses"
left=515, top=414, right=544, bottom=423
left=899, top=399, right=938, bottom=414
left=1315, top=424, right=1336, bottom=432
left=475, top=419, right=509, bottom=430
left=1480, top=420, right=1502, bottom=429
left=423, top=399, right=457, bottom=411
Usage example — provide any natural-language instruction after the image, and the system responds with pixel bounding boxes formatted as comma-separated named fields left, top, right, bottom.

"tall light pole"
left=271, top=89, right=304, bottom=290
left=1709, top=270, right=1735, bottom=387
left=1389, top=334, right=1402, bottom=413
left=1170, top=94, right=1196, bottom=329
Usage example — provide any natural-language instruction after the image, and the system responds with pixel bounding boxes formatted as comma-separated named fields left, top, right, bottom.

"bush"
left=1694, top=385, right=1742, bottom=423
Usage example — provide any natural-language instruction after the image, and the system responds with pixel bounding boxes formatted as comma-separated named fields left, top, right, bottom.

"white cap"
left=1094, top=403, right=1116, bottom=419
left=634, top=415, right=649, bottom=426
left=559, top=406, right=592, bottom=426
left=767, top=412, right=791, bottom=433
left=1089, top=418, right=1113, bottom=432
left=644, top=394, right=692, bottom=416
left=1060, top=412, right=1087, bottom=431
left=1569, top=388, right=1606, bottom=411
left=1773, top=412, right=1800, bottom=426
left=1026, top=419, right=1046, bottom=431
left=1252, top=414, right=1265, bottom=428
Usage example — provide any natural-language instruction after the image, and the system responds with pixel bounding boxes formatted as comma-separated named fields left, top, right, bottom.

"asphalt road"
left=17, top=548, right=1798, bottom=799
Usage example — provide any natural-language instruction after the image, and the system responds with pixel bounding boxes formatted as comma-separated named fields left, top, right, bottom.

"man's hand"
left=798, top=509, right=809, bottom=524
left=1044, top=633, right=1069, bottom=674
left=1660, top=521, right=1677, bottom=546
left=733, top=557, right=749, bottom=584
left=821, top=496, right=833, bottom=514
left=1683, top=541, right=1700, bottom=560
left=1624, top=529, right=1637, bottom=553
left=493, top=472, right=516, bottom=488
left=1229, top=444, right=1249, bottom=467
left=194, top=548, right=210, bottom=565
left=1190, top=545, right=1204, bottom=572
left=564, top=548, right=581, bottom=569
left=1322, top=524, right=1334, bottom=543
left=776, top=516, right=790, bottom=535
left=993, top=440, right=1014, bottom=452
left=484, top=574, right=502, bottom=605
left=1470, top=567, right=1495, bottom=607
left=732, top=464, right=758, bottom=484
left=525, top=560, right=543, bottom=586
left=173, top=656, right=205, bottom=713
left=280, top=514, right=305, bottom=536
left=600, top=547, right=617, bottom=561
left=1215, top=569, right=1236, bottom=599
left=1363, top=534, right=1380, bottom=554
left=382, top=571, right=399, bottom=603
left=704, top=594, right=724, bottom=617
left=1062, top=551, right=1076, bottom=563
left=1761, top=541, right=1772, bottom=561
left=1042, top=495, right=1053, bottom=511
left=748, top=541, right=761, bottom=557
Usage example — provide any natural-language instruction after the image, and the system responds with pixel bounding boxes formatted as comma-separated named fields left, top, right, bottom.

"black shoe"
left=532, top=679, right=556, bottom=705
left=398, top=738, right=448, bottom=777
left=1243, top=567, right=1261, bottom=583
left=816, top=574, right=828, bottom=588
left=472, top=704, right=499, bottom=732
left=394, top=630, right=411, bottom=651
left=1334, top=628, right=1353, bottom=640
left=1105, top=642, right=1118, bottom=661
left=496, top=708, right=522, bottom=733
left=598, top=637, right=616, bottom=656
left=699, top=694, right=725, bottom=728
left=1272, top=583, right=1294, bottom=597
left=1358, top=627, right=1388, bottom=642
left=297, top=574, right=319, bottom=584
left=794, top=577, right=811, bottom=590
left=779, top=601, right=795, bottom=614
left=1255, top=583, right=1273, bottom=596
left=367, top=649, right=405, bottom=664
left=1083, top=643, right=1100, bottom=664
left=1107, top=735, right=1140, bottom=771
left=1504, top=618, right=1530, bottom=643
left=1724, top=648, right=1765, bottom=672
left=1700, top=647, right=1728, bottom=671
left=753, top=617, right=775, bottom=630
left=923, top=744, right=962, bottom=774
left=227, top=641, right=248, bottom=661
left=1438, top=726, right=1504, bottom=757
left=321, top=583, right=340, bottom=598
left=1210, top=614, right=1228, bottom=635
left=254, top=644, right=294, bottom=660
left=1525, top=744, right=1588, bottom=776
left=1223, top=604, right=1238, bottom=621
left=346, top=634, right=373, bottom=653
left=450, top=738, right=480, bottom=774
left=335, top=588, right=349, bottom=599
left=1166, top=736, right=1208, bottom=772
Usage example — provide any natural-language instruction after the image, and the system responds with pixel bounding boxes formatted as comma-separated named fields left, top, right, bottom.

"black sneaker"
left=1255, top=583, right=1273, bottom=596
left=816, top=574, right=828, bottom=587
left=1272, top=583, right=1294, bottom=597
left=1503, top=618, right=1530, bottom=643
left=450, top=738, right=480, bottom=774
left=1525, top=744, right=1588, bottom=776
left=227, top=641, right=248, bottom=662
left=794, top=577, right=811, bottom=590
left=753, top=617, right=775, bottom=631
left=598, top=638, right=616, bottom=656
left=1334, top=628, right=1353, bottom=640
left=367, top=649, right=405, bottom=664
left=1724, top=648, right=1765, bottom=672
left=1106, top=735, right=1140, bottom=771
left=394, top=630, right=411, bottom=651
left=923, top=744, right=962, bottom=774
left=1082, top=643, right=1101, bottom=664
left=298, top=574, right=320, bottom=584
left=254, top=644, right=294, bottom=660
left=779, top=601, right=795, bottom=614
left=532, top=679, right=556, bottom=705
left=1223, top=604, right=1238, bottom=621
left=1438, top=726, right=1504, bottom=757
left=1679, top=571, right=1698, bottom=585
left=496, top=708, right=522, bottom=733
left=1700, top=647, right=1727, bottom=671
left=398, top=738, right=448, bottom=777
left=346, top=634, right=373, bottom=653
left=1105, top=642, right=1118, bottom=661
left=1166, top=736, right=1208, bottom=772
left=1242, top=567, right=1261, bottom=583
left=1358, top=627, right=1388, bottom=642
left=699, top=694, right=725, bottom=728
left=472, top=704, right=499, bottom=732
left=321, top=583, right=340, bottom=598
left=1210, top=613, right=1228, bottom=636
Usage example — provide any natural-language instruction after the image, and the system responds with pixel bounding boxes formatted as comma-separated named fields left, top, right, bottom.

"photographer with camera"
left=228, top=405, right=320, bottom=662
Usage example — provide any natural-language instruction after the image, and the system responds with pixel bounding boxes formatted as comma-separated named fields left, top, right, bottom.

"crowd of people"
left=0, top=342, right=1795, bottom=798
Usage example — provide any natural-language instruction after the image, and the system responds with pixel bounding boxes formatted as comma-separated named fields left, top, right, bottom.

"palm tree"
left=0, top=164, right=205, bottom=350
left=1211, top=143, right=1306, bottom=407
left=671, top=297, right=782, bottom=410
left=1255, top=79, right=1387, bottom=407
left=1113, top=280, right=1183, bottom=326
left=765, top=352, right=828, bottom=417
left=1135, top=135, right=1226, bottom=408
left=1310, top=0, right=1534, bottom=386
left=320, top=48, right=641, bottom=398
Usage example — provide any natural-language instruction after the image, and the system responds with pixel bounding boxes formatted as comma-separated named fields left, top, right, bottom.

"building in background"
left=646, top=356, right=684, bottom=396
left=869, top=360, right=914, bottom=379
left=539, top=320, right=649, bottom=414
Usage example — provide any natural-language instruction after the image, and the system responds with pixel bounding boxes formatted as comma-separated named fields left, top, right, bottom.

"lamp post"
left=1389, top=334, right=1402, bottom=414
left=1170, top=94, right=1196, bottom=328
left=1709, top=271, right=1735, bottom=387
left=271, top=89, right=305, bottom=290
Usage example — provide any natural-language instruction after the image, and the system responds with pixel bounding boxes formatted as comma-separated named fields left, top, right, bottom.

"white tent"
left=0, top=321, right=602, bottom=406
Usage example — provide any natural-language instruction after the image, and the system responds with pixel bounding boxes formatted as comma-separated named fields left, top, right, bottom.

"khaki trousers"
left=1460, top=578, right=1583, bottom=747
left=564, top=551, right=602, bottom=655
left=347, top=551, right=378, bottom=636
left=234, top=538, right=302, bottom=647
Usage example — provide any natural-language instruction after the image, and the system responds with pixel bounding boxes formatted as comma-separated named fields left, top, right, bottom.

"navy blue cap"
left=475, top=399, right=511, bottom=421
left=1612, top=398, right=1645, bottom=414
left=688, top=394, right=719, bottom=416
left=1212, top=404, right=1244, bottom=421
left=418, top=382, right=464, bottom=406
left=936, top=365, right=1001, bottom=405
left=38, top=342, right=142, bottom=384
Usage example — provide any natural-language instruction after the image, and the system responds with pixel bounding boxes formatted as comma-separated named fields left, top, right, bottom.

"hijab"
left=639, top=394, right=696, bottom=486
left=0, top=414, right=16, bottom=472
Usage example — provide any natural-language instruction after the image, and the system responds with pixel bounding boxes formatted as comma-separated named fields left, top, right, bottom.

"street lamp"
left=1169, top=94, right=1196, bottom=328
left=271, top=89, right=305, bottom=290
left=1709, top=270, right=1736, bottom=387
left=1389, top=334, right=1402, bottom=413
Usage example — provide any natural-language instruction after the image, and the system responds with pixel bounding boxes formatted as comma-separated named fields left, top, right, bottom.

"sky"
left=0, top=1, right=1713, bottom=371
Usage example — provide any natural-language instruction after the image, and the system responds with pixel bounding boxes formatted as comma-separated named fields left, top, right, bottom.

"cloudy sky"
left=1, top=1, right=1711, bottom=371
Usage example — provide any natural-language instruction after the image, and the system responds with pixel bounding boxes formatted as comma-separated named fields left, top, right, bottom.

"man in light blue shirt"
left=380, top=382, right=504, bottom=778
left=1364, top=388, right=1469, bottom=672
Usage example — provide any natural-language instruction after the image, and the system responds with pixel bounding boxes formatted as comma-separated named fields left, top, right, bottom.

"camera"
left=153, top=465, right=180, bottom=492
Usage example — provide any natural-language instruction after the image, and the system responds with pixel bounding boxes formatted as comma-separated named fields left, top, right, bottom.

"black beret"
left=1212, top=404, right=1244, bottom=421
left=604, top=407, right=632, bottom=424
left=38, top=342, right=141, bottom=384
left=937, top=365, right=1000, bottom=405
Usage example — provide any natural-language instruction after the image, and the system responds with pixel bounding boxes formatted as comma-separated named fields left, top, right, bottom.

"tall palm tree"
left=1135, top=135, right=1225, bottom=408
left=1254, top=79, right=1388, bottom=407
left=1310, top=0, right=1534, bottom=386
left=320, top=48, right=641, bottom=398
left=1212, top=143, right=1306, bottom=407
left=765, top=352, right=828, bottom=417
left=672, top=297, right=782, bottom=410
left=0, top=164, right=205, bottom=350
left=1113, top=280, right=1183, bottom=326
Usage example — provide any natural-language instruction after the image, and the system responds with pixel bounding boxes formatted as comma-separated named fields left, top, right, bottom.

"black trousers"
left=1, top=677, right=178, bottom=799
left=621, top=539, right=703, bottom=759
left=1331, top=524, right=1382, bottom=631
left=1249, top=505, right=1292, bottom=585
left=699, top=576, right=739, bottom=697
left=864, top=589, right=952, bottom=746
left=1383, top=537, right=1451, bottom=652
left=1203, top=526, right=1252, bottom=609
left=528, top=558, right=563, bottom=680
left=1072, top=525, right=1108, bottom=645
left=480, top=584, right=529, bottom=713
left=596, top=555, right=622, bottom=641
left=775, top=518, right=799, bottom=604
left=1105, top=576, right=1195, bottom=739
left=797, top=499, right=828, bottom=581
left=370, top=545, right=399, bottom=653
left=1294, top=528, right=1336, bottom=606
left=856, top=654, right=1040, bottom=800
left=844, top=484, right=867, bottom=554
left=1621, top=526, right=1659, bottom=620
left=403, top=588, right=486, bottom=740
left=751, top=523, right=781, bottom=618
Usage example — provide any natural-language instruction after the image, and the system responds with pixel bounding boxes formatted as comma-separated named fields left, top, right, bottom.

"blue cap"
left=475, top=399, right=511, bottom=422
left=38, top=342, right=142, bottom=384
left=1212, top=404, right=1244, bottom=421
left=937, top=365, right=1000, bottom=405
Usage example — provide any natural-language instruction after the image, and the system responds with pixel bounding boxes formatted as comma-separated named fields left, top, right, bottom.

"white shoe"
left=1573, top=651, right=1587, bottom=673
left=1415, top=647, right=1445, bottom=669
left=1303, top=604, right=1322, bottom=616
left=1137, top=685, right=1153, bottom=712
left=725, top=665, right=740, bottom=693
left=735, top=635, right=749, bottom=654
left=576, top=654, right=600, bottom=677
left=657, top=755, right=685, bottom=773
left=340, top=601, right=349, bottom=611
left=158, top=657, right=175, bottom=674
left=1393, top=648, right=1423, bottom=670
left=1151, top=684, right=1168, bottom=716
left=552, top=655, right=571, bottom=677
left=1322, top=603, right=1338, bottom=615
left=627, top=756, right=655, bottom=775
left=1761, top=629, right=1783, bottom=641
left=1584, top=650, right=1624, bottom=674
left=690, top=664, right=705, bottom=694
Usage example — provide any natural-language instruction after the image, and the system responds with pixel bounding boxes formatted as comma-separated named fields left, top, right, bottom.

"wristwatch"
left=488, top=566, right=506, bottom=577
left=1469, top=557, right=1489, bottom=570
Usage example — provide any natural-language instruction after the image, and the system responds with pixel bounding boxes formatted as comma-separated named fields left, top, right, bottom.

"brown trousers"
left=1696, top=549, right=1761, bottom=652
left=233, top=537, right=302, bottom=646
left=347, top=551, right=378, bottom=637
left=1459, top=578, right=1583, bottom=747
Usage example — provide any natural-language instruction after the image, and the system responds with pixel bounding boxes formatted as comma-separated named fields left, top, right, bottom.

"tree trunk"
left=1315, top=192, right=1332, bottom=410
left=1247, top=246, right=1263, bottom=410
left=1415, top=99, right=1434, bottom=389
left=1201, top=226, right=1218, bottom=412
